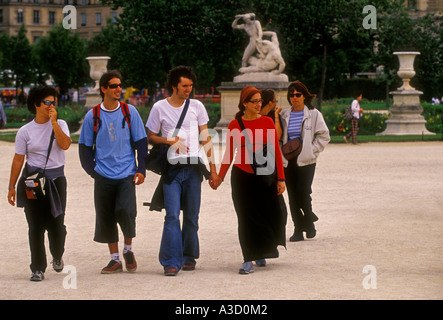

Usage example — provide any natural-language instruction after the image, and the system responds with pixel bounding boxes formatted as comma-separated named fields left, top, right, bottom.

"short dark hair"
left=166, top=65, right=197, bottom=94
left=99, top=70, right=122, bottom=99
left=27, top=86, right=58, bottom=114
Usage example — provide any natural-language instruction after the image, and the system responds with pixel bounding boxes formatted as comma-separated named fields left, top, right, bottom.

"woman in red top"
left=215, top=86, right=286, bottom=274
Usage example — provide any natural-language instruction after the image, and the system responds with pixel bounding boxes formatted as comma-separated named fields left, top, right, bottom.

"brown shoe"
left=182, top=263, right=195, bottom=271
left=123, top=251, right=137, bottom=272
left=164, top=267, right=178, bottom=276
left=101, top=260, right=123, bottom=274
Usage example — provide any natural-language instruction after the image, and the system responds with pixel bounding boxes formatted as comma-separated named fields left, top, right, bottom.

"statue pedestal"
left=214, top=81, right=290, bottom=143
left=233, top=72, right=288, bottom=83
left=377, top=90, right=434, bottom=136
left=84, top=91, right=102, bottom=109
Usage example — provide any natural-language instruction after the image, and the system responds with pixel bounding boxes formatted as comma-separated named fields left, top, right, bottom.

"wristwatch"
left=8, top=186, right=15, bottom=190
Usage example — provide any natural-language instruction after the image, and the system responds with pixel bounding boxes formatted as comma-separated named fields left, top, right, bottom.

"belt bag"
left=282, top=137, right=302, bottom=160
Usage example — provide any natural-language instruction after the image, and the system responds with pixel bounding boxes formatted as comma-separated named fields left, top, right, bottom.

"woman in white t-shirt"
left=7, top=86, right=71, bottom=282
left=344, top=93, right=363, bottom=144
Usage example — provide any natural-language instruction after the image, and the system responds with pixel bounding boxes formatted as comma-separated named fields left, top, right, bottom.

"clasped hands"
left=209, top=172, right=223, bottom=190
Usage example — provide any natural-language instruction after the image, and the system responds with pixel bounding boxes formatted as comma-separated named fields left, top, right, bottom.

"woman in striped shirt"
left=280, top=81, right=330, bottom=242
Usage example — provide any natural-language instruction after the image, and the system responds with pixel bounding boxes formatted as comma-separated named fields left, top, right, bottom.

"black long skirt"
left=231, top=165, right=286, bottom=262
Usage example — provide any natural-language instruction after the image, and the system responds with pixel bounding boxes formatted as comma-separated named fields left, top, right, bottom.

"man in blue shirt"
left=79, top=70, right=148, bottom=274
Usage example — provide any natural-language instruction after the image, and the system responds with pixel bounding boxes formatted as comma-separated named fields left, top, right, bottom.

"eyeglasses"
left=42, top=100, right=56, bottom=106
left=249, top=99, right=263, bottom=104
left=289, top=93, right=303, bottom=98
left=108, top=83, right=122, bottom=89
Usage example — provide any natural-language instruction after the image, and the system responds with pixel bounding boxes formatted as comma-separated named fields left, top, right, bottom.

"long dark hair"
left=287, top=80, right=316, bottom=110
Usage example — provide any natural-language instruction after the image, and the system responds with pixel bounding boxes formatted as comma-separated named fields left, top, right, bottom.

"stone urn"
left=86, top=56, right=110, bottom=93
left=394, top=51, right=419, bottom=91
left=377, top=51, right=434, bottom=136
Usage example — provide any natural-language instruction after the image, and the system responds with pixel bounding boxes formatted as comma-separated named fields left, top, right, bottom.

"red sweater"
left=219, top=116, right=285, bottom=181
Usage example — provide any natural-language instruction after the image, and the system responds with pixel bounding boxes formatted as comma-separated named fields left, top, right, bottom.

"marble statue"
left=232, top=13, right=288, bottom=82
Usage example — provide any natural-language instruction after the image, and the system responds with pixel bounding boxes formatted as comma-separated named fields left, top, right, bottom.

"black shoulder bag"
left=145, top=99, right=190, bottom=175
left=237, top=117, right=276, bottom=186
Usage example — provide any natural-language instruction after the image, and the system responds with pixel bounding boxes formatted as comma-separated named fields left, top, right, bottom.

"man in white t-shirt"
left=146, top=66, right=221, bottom=276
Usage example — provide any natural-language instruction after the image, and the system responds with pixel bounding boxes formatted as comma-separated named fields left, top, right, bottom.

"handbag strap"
left=237, top=117, right=252, bottom=146
left=237, top=117, right=255, bottom=167
left=172, top=98, right=190, bottom=137
left=43, top=130, right=55, bottom=175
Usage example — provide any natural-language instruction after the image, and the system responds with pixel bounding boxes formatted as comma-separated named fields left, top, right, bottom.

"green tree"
left=0, top=32, right=13, bottom=86
left=9, top=25, right=34, bottom=104
left=34, top=24, right=89, bottom=95
left=373, top=5, right=443, bottom=102
left=101, top=0, right=247, bottom=92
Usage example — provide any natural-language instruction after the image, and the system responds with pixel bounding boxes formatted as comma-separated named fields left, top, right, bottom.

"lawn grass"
left=331, top=133, right=443, bottom=143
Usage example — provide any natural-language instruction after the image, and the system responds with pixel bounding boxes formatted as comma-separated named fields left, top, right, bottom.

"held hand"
left=8, top=189, right=16, bottom=206
left=133, top=173, right=145, bottom=185
left=209, top=172, right=223, bottom=190
left=169, top=137, right=189, bottom=155
left=277, top=181, right=286, bottom=195
left=275, top=106, right=282, bottom=115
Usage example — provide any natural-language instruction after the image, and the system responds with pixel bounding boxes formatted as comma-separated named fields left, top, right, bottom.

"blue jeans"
left=160, top=166, right=202, bottom=270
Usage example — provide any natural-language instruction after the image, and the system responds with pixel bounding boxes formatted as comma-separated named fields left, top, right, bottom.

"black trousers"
left=24, top=189, right=67, bottom=273
left=284, top=161, right=317, bottom=233
left=231, top=166, right=285, bottom=262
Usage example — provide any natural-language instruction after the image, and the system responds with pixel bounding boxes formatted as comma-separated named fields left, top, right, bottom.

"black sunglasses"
left=289, top=93, right=303, bottom=98
left=42, top=100, right=56, bottom=106
left=108, top=83, right=122, bottom=89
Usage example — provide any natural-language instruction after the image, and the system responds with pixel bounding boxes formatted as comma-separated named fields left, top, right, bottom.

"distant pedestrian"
left=344, top=93, right=363, bottom=145
left=0, top=99, right=6, bottom=129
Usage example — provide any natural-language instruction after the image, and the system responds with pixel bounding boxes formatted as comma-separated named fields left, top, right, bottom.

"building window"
left=81, top=13, right=86, bottom=26
left=0, top=10, right=3, bottom=25
left=17, top=10, right=24, bottom=24
left=49, top=11, right=55, bottom=25
left=34, top=10, right=40, bottom=24
left=96, top=12, right=101, bottom=25
left=111, top=12, right=118, bottom=24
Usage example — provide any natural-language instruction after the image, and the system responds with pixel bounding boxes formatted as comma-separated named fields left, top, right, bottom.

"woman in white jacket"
left=280, top=81, right=330, bottom=241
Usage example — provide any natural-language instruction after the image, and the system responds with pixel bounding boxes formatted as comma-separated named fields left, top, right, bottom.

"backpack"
left=92, top=102, right=133, bottom=151
left=343, top=104, right=354, bottom=121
